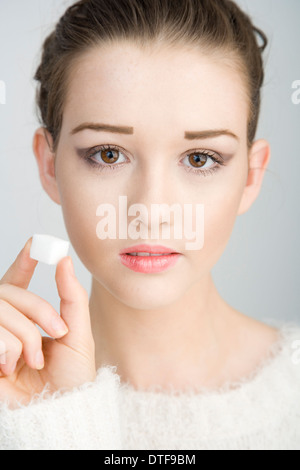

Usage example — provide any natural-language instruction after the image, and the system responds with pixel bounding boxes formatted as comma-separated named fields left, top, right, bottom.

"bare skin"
left=0, top=41, right=279, bottom=406
left=0, top=238, right=96, bottom=407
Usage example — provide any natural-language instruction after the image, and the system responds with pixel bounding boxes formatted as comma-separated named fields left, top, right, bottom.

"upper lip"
left=120, top=244, right=180, bottom=255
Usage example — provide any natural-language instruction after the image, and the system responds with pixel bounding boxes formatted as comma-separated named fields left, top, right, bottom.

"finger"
left=55, top=257, right=94, bottom=355
left=0, top=284, right=68, bottom=339
left=0, top=326, right=22, bottom=376
left=0, top=299, right=44, bottom=370
left=0, top=237, right=38, bottom=289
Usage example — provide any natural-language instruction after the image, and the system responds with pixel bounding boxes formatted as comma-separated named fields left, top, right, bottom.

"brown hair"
left=34, top=0, right=268, bottom=153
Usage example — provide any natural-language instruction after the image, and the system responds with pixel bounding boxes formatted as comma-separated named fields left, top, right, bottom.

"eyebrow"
left=70, top=122, right=239, bottom=141
left=71, top=123, right=134, bottom=136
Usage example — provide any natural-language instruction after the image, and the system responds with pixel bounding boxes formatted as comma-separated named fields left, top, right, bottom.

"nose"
left=126, top=158, right=179, bottom=237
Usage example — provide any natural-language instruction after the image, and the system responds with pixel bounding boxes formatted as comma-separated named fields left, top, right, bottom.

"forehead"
left=63, top=42, right=249, bottom=140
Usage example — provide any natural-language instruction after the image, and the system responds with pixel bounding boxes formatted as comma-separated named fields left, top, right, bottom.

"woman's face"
left=51, top=42, right=251, bottom=309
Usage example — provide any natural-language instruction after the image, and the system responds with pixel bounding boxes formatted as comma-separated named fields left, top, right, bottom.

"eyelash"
left=82, top=144, right=226, bottom=177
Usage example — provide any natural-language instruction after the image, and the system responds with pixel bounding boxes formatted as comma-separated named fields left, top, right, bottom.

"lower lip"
left=119, top=253, right=181, bottom=273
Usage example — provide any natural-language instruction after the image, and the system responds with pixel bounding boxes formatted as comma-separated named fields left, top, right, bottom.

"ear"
left=32, top=127, right=61, bottom=205
left=237, top=139, right=271, bottom=216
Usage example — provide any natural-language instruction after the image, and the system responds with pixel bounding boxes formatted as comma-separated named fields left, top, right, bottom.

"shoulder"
left=248, top=318, right=300, bottom=369
left=225, top=311, right=300, bottom=389
left=248, top=320, right=300, bottom=394
left=274, top=321, right=300, bottom=378
left=226, top=319, right=300, bottom=433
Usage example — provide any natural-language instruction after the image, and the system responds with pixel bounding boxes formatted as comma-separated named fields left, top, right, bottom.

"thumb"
left=55, top=257, right=94, bottom=355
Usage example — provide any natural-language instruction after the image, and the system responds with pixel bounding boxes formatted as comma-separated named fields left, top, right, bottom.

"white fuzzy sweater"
left=0, top=321, right=300, bottom=450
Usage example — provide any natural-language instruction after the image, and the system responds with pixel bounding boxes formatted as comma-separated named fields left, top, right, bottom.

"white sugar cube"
left=30, top=234, right=70, bottom=265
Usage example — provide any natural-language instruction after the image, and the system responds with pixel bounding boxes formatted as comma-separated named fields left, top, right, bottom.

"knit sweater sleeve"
left=0, top=366, right=122, bottom=450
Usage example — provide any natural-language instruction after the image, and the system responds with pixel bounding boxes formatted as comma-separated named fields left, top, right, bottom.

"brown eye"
left=188, top=153, right=208, bottom=168
left=100, top=149, right=119, bottom=164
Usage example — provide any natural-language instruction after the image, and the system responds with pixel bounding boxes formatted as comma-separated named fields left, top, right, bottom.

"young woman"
left=0, top=0, right=299, bottom=450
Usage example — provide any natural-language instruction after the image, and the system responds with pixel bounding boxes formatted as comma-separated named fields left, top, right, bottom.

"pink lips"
left=119, top=244, right=181, bottom=273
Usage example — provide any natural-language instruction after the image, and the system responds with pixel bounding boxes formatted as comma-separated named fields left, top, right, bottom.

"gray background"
left=0, top=0, right=299, bottom=327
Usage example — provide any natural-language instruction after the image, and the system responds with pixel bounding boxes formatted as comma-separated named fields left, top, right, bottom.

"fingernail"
left=51, top=317, right=68, bottom=337
left=8, top=361, right=17, bottom=375
left=35, top=350, right=44, bottom=370
left=24, top=237, right=32, bottom=249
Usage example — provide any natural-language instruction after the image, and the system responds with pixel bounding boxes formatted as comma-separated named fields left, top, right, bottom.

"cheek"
left=63, top=194, right=99, bottom=267
left=56, top=166, right=110, bottom=268
left=57, top=173, right=130, bottom=279
left=189, top=174, right=246, bottom=273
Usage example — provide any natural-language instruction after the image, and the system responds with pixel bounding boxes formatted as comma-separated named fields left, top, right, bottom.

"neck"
left=89, top=272, right=235, bottom=392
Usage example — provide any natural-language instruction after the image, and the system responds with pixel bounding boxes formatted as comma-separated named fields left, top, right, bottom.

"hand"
left=0, top=237, right=96, bottom=408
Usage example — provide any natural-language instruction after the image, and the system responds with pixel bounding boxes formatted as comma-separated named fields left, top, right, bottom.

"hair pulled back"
left=34, top=0, right=268, bottom=152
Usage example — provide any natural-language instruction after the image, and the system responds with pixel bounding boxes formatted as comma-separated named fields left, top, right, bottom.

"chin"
left=111, top=279, right=186, bottom=311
